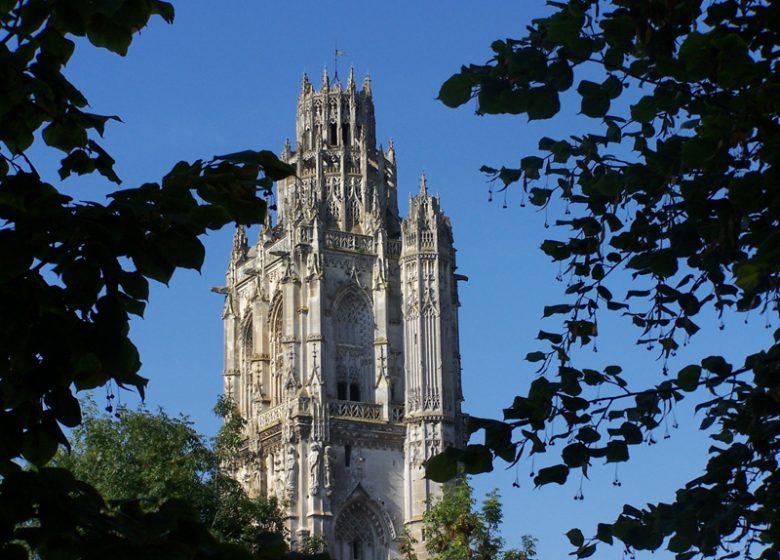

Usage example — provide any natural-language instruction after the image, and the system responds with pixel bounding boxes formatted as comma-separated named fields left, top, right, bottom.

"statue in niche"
left=309, top=442, right=321, bottom=495
left=285, top=445, right=298, bottom=501
left=274, top=453, right=284, bottom=501
left=323, top=445, right=333, bottom=495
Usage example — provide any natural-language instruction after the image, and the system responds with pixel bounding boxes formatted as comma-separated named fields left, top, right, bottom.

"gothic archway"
left=334, top=496, right=389, bottom=560
left=333, top=288, right=374, bottom=403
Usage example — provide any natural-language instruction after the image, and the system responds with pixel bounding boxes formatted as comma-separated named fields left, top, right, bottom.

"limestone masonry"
left=221, top=68, right=466, bottom=560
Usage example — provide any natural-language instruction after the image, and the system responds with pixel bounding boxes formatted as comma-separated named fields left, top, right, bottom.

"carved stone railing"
left=256, top=397, right=311, bottom=429
left=390, top=405, right=405, bottom=423
left=325, top=230, right=374, bottom=254
left=256, top=402, right=286, bottom=428
left=328, top=400, right=382, bottom=421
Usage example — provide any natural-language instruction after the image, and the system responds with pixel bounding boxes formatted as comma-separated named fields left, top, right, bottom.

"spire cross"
left=334, top=47, right=347, bottom=82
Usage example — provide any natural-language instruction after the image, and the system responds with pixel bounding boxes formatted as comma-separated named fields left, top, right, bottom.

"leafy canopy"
left=430, top=1, right=780, bottom=560
left=0, top=1, right=293, bottom=558
left=405, top=477, right=537, bottom=560
left=53, top=399, right=288, bottom=556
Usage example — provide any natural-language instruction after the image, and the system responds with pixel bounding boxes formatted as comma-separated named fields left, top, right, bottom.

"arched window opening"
left=335, top=500, right=387, bottom=560
left=329, top=122, right=338, bottom=145
left=334, top=293, right=374, bottom=403
left=239, top=316, right=253, bottom=417
left=269, top=300, right=284, bottom=406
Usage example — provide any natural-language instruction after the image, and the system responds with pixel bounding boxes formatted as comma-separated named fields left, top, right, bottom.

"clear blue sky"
left=32, top=2, right=773, bottom=559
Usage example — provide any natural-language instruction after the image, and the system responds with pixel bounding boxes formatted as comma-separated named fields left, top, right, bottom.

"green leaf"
left=438, top=71, right=474, bottom=108
left=630, top=96, right=656, bottom=123
left=461, top=444, right=495, bottom=475
left=44, top=387, right=82, bottom=428
left=534, top=464, right=569, bottom=486
left=526, top=351, right=546, bottom=362
left=619, top=422, right=643, bottom=445
left=676, top=365, right=701, bottom=392
left=546, top=59, right=574, bottom=91
left=562, top=443, right=588, bottom=467
left=701, top=355, right=732, bottom=376
left=576, top=426, right=601, bottom=444
left=596, top=523, right=613, bottom=544
left=577, top=80, right=610, bottom=118
left=425, top=448, right=460, bottom=482
left=215, top=150, right=294, bottom=181
left=86, top=14, right=133, bottom=55
left=151, top=1, right=175, bottom=23
left=527, top=86, right=560, bottom=120
left=605, top=441, right=629, bottom=463
left=566, top=528, right=585, bottom=547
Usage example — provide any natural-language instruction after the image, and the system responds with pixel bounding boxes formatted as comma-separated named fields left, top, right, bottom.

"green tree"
left=0, top=1, right=293, bottom=558
left=429, top=1, right=780, bottom=559
left=53, top=400, right=286, bottom=555
left=420, top=478, right=537, bottom=560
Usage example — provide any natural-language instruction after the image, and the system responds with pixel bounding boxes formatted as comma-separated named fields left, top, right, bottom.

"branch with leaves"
left=0, top=2, right=294, bottom=558
left=428, top=1, right=780, bottom=559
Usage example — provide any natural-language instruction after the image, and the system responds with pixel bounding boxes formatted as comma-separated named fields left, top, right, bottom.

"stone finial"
left=322, top=65, right=329, bottom=89
left=386, top=138, right=395, bottom=162
left=282, top=137, right=291, bottom=160
left=418, top=173, right=428, bottom=196
left=300, top=71, right=311, bottom=94
left=231, top=224, right=248, bottom=262
left=347, top=65, right=356, bottom=91
left=362, top=73, right=372, bottom=95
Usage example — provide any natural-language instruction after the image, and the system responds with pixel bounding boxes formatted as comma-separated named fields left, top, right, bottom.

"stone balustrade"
left=328, top=400, right=382, bottom=421
left=325, top=230, right=374, bottom=253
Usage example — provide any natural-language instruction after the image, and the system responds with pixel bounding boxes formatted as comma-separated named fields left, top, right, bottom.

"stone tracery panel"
left=269, top=299, right=284, bottom=405
left=334, top=292, right=374, bottom=402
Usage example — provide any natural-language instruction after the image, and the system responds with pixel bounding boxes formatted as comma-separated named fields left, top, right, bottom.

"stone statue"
left=285, top=445, right=298, bottom=500
left=309, top=442, right=321, bottom=495
left=274, top=453, right=284, bottom=500
left=324, top=445, right=333, bottom=494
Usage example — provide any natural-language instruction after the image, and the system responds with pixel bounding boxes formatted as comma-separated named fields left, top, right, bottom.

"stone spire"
left=322, top=65, right=329, bottom=89
left=347, top=65, right=356, bottom=91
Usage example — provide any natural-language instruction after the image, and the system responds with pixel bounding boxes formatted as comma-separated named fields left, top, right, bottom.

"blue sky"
left=32, top=2, right=774, bottom=559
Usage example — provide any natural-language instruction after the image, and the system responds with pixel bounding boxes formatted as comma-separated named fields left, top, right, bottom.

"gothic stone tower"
left=221, top=68, right=465, bottom=560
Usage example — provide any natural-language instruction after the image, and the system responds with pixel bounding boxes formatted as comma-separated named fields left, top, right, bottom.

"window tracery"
left=269, top=299, right=284, bottom=405
left=334, top=293, right=374, bottom=402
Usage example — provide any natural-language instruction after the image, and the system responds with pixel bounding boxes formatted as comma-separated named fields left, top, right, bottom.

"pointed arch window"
left=269, top=299, right=284, bottom=405
left=334, top=292, right=374, bottom=403
left=239, top=315, right=254, bottom=417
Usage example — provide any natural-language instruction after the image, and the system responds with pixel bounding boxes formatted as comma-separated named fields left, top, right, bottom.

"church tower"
left=221, top=69, right=465, bottom=560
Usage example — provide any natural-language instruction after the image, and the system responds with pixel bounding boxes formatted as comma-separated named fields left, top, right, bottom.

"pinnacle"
left=362, top=72, right=371, bottom=95
left=419, top=173, right=428, bottom=196
left=347, top=65, right=356, bottom=90
left=322, top=65, right=329, bottom=88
